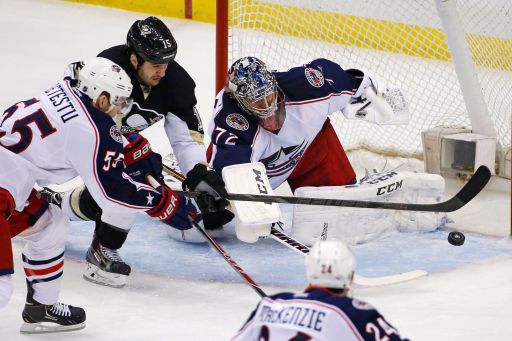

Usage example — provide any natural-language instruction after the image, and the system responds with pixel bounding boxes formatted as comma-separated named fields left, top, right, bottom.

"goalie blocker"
left=292, top=171, right=448, bottom=245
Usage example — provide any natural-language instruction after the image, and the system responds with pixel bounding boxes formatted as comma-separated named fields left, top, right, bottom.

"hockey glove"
left=124, top=133, right=164, bottom=184
left=182, top=163, right=229, bottom=214
left=146, top=185, right=200, bottom=230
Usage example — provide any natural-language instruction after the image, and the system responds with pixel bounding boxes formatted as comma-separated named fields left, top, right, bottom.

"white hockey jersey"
left=0, top=79, right=161, bottom=226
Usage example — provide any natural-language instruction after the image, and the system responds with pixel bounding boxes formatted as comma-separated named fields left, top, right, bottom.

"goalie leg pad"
left=292, top=171, right=447, bottom=245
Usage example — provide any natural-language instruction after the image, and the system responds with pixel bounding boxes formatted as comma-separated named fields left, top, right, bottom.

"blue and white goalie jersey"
left=209, top=59, right=360, bottom=189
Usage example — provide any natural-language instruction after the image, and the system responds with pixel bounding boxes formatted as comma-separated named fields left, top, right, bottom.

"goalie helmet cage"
left=215, top=0, right=511, bottom=172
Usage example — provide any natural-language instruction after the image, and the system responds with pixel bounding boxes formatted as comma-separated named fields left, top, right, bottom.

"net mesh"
left=227, top=0, right=512, bottom=159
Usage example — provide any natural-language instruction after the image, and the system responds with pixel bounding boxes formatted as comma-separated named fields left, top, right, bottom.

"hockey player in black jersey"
left=43, top=16, right=233, bottom=288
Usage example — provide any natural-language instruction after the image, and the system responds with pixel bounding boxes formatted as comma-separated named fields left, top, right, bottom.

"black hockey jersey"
left=97, top=45, right=206, bottom=174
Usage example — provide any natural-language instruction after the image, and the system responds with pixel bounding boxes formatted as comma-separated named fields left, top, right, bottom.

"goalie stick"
left=269, top=224, right=427, bottom=287
left=161, top=158, right=427, bottom=287
left=146, top=174, right=266, bottom=298
left=166, top=164, right=490, bottom=212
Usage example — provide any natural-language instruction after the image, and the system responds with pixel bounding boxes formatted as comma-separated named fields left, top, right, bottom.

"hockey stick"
left=269, top=224, right=427, bottom=286
left=166, top=164, right=490, bottom=212
left=161, top=161, right=426, bottom=287
left=188, top=218, right=267, bottom=298
left=147, top=174, right=266, bottom=298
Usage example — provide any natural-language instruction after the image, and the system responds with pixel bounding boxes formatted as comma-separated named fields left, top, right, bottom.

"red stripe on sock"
left=24, top=259, right=64, bottom=277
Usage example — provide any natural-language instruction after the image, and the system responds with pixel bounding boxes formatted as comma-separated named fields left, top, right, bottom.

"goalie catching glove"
left=123, top=133, right=164, bottom=184
left=146, top=185, right=199, bottom=230
left=342, top=69, right=409, bottom=125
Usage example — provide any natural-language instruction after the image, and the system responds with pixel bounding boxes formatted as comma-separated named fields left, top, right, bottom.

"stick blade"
left=354, top=270, right=428, bottom=287
left=445, top=165, right=492, bottom=212
left=456, top=165, right=491, bottom=203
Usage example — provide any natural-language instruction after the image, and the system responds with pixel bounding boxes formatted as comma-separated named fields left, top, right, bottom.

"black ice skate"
left=83, top=237, right=131, bottom=288
left=20, top=284, right=86, bottom=334
left=39, top=187, right=63, bottom=207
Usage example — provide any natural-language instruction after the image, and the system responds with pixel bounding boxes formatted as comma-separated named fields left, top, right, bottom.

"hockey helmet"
left=127, top=16, right=177, bottom=64
left=306, top=240, right=355, bottom=290
left=227, top=57, right=278, bottom=119
left=77, top=57, right=133, bottom=112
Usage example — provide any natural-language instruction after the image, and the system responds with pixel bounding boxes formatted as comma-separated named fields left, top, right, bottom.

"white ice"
left=1, top=1, right=511, bottom=340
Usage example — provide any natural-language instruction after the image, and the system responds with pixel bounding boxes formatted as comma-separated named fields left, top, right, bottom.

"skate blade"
left=83, top=263, right=127, bottom=288
left=20, top=321, right=85, bottom=334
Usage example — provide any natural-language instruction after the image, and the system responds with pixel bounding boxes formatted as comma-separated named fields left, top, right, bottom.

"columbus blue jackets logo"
left=260, top=140, right=308, bottom=177
left=226, top=113, right=249, bottom=131
left=305, top=68, right=324, bottom=88
left=110, top=125, right=123, bottom=143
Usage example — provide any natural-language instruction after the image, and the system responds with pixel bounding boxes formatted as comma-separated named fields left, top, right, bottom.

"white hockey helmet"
left=306, top=240, right=356, bottom=290
left=77, top=57, right=133, bottom=113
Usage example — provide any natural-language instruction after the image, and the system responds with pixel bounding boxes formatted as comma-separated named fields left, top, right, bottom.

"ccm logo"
left=158, top=195, right=177, bottom=220
left=253, top=169, right=272, bottom=206
left=253, top=169, right=269, bottom=194
left=376, top=180, right=403, bottom=196
left=367, top=172, right=398, bottom=184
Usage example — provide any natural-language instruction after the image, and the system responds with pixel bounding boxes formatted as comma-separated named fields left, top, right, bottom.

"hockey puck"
left=448, top=231, right=465, bottom=246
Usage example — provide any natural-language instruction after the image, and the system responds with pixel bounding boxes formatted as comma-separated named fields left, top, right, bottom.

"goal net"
left=216, top=0, right=511, bottom=170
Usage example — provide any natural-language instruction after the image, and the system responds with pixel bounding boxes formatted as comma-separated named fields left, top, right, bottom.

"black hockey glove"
left=182, top=163, right=230, bottom=214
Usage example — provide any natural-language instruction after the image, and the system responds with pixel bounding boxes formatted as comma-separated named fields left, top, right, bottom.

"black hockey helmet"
left=127, top=16, right=177, bottom=64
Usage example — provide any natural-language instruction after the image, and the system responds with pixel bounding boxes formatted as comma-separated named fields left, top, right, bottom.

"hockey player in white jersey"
left=231, top=240, right=410, bottom=340
left=0, top=57, right=202, bottom=333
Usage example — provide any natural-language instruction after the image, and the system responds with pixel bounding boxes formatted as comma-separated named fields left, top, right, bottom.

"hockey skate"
left=20, top=283, right=86, bottom=334
left=39, top=187, right=63, bottom=207
left=83, top=237, right=131, bottom=288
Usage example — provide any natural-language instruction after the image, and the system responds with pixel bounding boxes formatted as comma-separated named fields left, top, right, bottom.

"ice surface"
left=0, top=1, right=511, bottom=340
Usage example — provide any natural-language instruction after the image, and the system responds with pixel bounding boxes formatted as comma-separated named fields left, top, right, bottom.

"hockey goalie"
left=208, top=57, right=447, bottom=243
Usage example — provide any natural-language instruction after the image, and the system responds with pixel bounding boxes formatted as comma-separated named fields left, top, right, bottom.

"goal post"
left=215, top=0, right=511, bottom=177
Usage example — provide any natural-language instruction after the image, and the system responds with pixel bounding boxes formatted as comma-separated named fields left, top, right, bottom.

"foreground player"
left=231, top=240, right=410, bottom=340
left=42, top=16, right=232, bottom=287
left=0, top=57, right=199, bottom=333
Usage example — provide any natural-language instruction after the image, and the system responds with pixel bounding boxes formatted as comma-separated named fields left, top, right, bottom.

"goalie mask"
left=77, top=57, right=133, bottom=114
left=127, top=16, right=177, bottom=64
left=227, top=57, right=278, bottom=120
left=306, top=240, right=355, bottom=290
